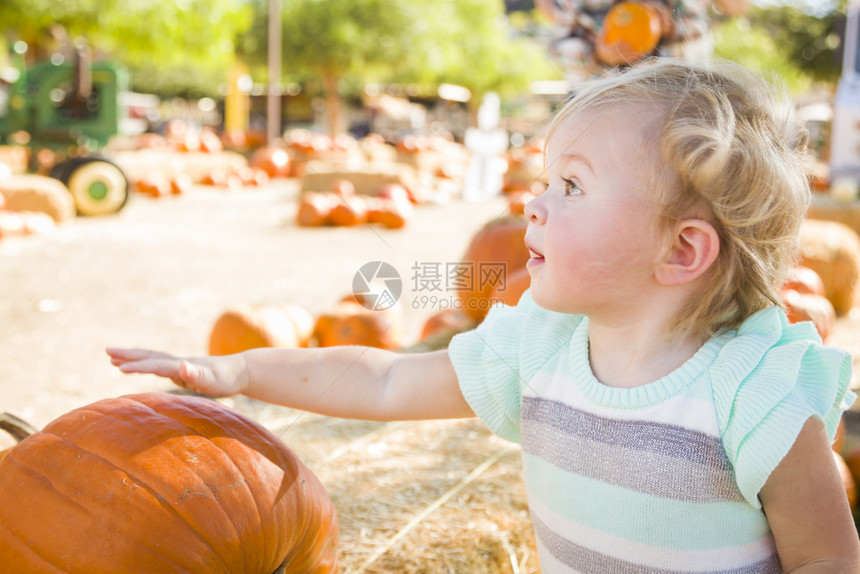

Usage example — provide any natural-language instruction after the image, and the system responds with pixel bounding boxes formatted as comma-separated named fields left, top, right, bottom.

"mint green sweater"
left=449, top=291, right=855, bottom=573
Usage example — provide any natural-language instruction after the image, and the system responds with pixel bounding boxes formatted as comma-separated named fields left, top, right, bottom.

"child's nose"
left=524, top=191, right=545, bottom=223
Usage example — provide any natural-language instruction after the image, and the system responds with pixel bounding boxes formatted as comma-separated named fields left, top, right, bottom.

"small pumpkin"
left=250, top=147, right=291, bottom=179
left=296, top=192, right=336, bottom=227
left=313, top=300, right=401, bottom=350
left=208, top=303, right=315, bottom=356
left=595, top=1, right=663, bottom=66
left=419, top=308, right=477, bottom=342
left=0, top=393, right=339, bottom=573
left=457, top=216, right=530, bottom=321
left=169, top=173, right=193, bottom=195
left=779, top=288, right=836, bottom=342
left=366, top=196, right=413, bottom=229
left=327, top=195, right=368, bottom=227
left=781, top=265, right=826, bottom=297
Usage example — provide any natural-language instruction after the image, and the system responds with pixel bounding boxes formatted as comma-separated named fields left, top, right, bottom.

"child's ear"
left=655, top=219, right=720, bottom=286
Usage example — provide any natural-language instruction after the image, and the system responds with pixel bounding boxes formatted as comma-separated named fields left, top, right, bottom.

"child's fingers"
left=106, top=347, right=175, bottom=361
left=117, top=357, right=183, bottom=378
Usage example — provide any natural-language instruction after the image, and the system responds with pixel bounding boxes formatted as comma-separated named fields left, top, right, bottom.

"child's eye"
left=562, top=178, right=583, bottom=197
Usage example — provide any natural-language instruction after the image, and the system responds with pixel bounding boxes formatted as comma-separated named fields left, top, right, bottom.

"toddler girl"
left=109, top=58, right=860, bottom=572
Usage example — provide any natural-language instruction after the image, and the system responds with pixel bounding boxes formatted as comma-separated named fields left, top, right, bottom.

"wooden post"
left=267, top=0, right=282, bottom=145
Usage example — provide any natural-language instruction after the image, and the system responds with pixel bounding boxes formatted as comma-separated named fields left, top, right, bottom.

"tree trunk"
left=322, top=72, right=343, bottom=137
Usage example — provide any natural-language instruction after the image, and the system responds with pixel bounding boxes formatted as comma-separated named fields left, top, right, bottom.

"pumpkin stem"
left=0, top=412, right=39, bottom=443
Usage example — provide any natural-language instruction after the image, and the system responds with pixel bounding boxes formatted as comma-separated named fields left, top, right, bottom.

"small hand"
left=106, top=347, right=248, bottom=397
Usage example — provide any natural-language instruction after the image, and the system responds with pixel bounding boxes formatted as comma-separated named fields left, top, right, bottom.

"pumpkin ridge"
left=0, top=512, right=68, bottom=574
left=109, top=398, right=272, bottom=572
left=128, top=394, right=306, bottom=571
left=40, top=403, right=246, bottom=573
left=142, top=397, right=292, bottom=568
left=45, top=430, right=236, bottom=573
left=1, top=437, right=215, bottom=573
left=0, top=454, right=94, bottom=573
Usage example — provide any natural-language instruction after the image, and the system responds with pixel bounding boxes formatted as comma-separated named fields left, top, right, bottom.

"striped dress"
left=449, top=291, right=855, bottom=573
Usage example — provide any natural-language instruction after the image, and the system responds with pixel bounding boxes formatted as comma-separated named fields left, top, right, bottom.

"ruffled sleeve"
left=711, top=306, right=856, bottom=508
left=448, top=290, right=582, bottom=443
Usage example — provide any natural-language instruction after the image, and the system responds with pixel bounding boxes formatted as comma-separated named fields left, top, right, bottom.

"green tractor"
left=0, top=42, right=130, bottom=215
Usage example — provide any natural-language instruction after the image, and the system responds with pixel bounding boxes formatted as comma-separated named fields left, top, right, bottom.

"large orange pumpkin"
left=0, top=393, right=339, bottom=573
left=457, top=216, right=530, bottom=321
left=209, top=304, right=315, bottom=356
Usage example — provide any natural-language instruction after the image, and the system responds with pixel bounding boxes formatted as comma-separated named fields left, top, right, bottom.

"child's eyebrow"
left=557, top=152, right=595, bottom=175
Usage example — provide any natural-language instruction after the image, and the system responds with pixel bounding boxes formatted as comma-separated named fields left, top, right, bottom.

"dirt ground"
left=3, top=176, right=860, bottom=571
left=0, top=178, right=513, bottom=430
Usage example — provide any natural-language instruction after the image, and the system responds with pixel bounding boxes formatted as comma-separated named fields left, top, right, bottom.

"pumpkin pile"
left=297, top=180, right=414, bottom=230
left=208, top=296, right=404, bottom=355
left=0, top=392, right=339, bottom=573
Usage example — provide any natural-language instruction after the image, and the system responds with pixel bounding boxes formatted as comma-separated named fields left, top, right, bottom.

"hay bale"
left=800, top=218, right=860, bottom=316
left=0, top=175, right=76, bottom=223
left=112, top=150, right=248, bottom=183
left=806, top=196, right=860, bottom=235
left=300, top=163, right=418, bottom=196
left=0, top=146, right=28, bottom=174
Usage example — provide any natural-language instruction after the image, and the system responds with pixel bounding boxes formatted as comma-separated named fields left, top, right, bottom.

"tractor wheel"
left=64, top=157, right=129, bottom=216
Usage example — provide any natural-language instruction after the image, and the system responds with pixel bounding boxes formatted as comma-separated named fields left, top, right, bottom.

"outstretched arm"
left=760, top=417, right=860, bottom=572
left=107, top=346, right=474, bottom=422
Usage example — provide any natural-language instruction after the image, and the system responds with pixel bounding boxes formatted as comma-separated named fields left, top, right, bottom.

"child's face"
left=524, top=105, right=667, bottom=321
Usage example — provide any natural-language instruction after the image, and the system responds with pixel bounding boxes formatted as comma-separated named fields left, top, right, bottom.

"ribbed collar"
left=567, top=315, right=736, bottom=409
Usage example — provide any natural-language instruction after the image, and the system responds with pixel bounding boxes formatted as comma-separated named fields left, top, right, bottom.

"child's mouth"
left=525, top=240, right=544, bottom=265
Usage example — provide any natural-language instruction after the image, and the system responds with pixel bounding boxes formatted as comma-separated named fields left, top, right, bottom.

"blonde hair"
left=547, top=58, right=810, bottom=337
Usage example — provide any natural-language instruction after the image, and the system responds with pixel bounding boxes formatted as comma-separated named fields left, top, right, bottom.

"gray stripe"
left=521, top=396, right=745, bottom=503
left=533, top=515, right=782, bottom=574
left=523, top=419, right=743, bottom=502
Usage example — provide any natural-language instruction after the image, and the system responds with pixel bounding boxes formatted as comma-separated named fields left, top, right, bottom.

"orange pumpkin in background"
left=249, top=146, right=291, bottom=179
left=208, top=304, right=315, bottom=355
left=457, top=216, right=530, bottom=321
left=297, top=192, right=337, bottom=227
left=419, top=308, right=477, bottom=342
left=490, top=266, right=532, bottom=308
left=595, top=1, right=664, bottom=66
left=781, top=265, right=826, bottom=297
left=327, top=195, right=368, bottom=227
left=779, top=289, right=836, bottom=342
left=0, top=393, right=339, bottom=573
left=313, top=299, right=402, bottom=350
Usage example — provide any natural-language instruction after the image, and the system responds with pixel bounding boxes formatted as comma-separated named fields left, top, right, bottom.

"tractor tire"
left=62, top=157, right=129, bottom=216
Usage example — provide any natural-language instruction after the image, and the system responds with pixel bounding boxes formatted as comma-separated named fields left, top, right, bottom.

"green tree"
left=241, top=0, right=559, bottom=135
left=0, top=0, right=252, bottom=96
left=714, top=1, right=846, bottom=91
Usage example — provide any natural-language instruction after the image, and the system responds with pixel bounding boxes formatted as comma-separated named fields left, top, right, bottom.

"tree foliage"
left=0, top=0, right=252, bottom=96
left=714, top=0, right=846, bottom=91
left=235, top=0, right=559, bottom=132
